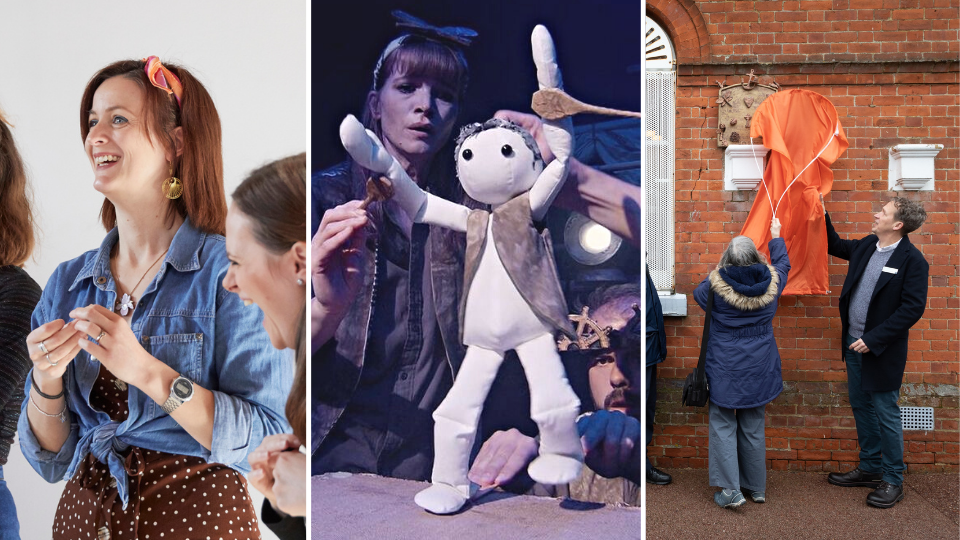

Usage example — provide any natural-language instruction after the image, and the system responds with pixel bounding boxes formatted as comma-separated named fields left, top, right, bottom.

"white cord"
left=751, top=137, right=775, bottom=215
left=774, top=123, right=840, bottom=216
left=752, top=122, right=839, bottom=218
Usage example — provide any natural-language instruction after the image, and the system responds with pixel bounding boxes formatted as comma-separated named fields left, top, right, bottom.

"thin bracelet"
left=29, top=393, right=67, bottom=423
left=31, top=372, right=64, bottom=400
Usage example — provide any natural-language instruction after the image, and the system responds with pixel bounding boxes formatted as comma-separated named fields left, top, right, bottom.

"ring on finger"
left=39, top=340, right=49, bottom=354
left=95, top=331, right=106, bottom=345
left=46, top=354, right=58, bottom=367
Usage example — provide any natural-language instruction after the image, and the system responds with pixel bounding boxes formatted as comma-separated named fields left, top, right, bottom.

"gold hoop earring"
left=162, top=166, right=183, bottom=200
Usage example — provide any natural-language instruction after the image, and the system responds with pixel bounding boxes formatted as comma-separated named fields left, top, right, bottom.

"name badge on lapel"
left=882, top=266, right=898, bottom=274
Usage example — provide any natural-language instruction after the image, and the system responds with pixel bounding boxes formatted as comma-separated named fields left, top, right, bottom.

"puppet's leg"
left=515, top=332, right=584, bottom=484
left=415, top=345, right=505, bottom=514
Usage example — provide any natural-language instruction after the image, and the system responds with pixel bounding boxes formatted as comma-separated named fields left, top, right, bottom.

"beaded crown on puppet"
left=339, top=24, right=583, bottom=515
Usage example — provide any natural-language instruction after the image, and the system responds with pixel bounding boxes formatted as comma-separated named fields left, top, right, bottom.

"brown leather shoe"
left=827, top=467, right=882, bottom=487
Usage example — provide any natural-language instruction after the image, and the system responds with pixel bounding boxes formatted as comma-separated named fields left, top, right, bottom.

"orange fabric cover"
left=740, top=89, right=849, bottom=295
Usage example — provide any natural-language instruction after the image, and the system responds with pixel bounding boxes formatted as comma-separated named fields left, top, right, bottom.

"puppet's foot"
left=415, top=483, right=469, bottom=514
left=527, top=453, right=583, bottom=485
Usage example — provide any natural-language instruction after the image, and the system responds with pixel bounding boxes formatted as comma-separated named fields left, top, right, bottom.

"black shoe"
left=646, top=467, right=672, bottom=485
left=866, top=481, right=904, bottom=508
left=827, top=467, right=882, bottom=487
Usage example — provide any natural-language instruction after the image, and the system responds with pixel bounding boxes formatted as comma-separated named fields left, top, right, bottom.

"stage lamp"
left=563, top=213, right=622, bottom=266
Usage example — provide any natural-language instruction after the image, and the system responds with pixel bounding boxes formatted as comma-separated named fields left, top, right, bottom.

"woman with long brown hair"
left=0, top=107, right=42, bottom=540
left=223, top=152, right=307, bottom=539
left=18, top=57, right=291, bottom=539
left=311, top=15, right=474, bottom=484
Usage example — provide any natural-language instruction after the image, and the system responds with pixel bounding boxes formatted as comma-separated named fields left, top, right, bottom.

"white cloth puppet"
left=340, top=25, right=583, bottom=514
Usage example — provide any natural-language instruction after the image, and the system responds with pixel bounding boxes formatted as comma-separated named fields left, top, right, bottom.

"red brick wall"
left=647, top=0, right=959, bottom=64
left=647, top=0, right=960, bottom=474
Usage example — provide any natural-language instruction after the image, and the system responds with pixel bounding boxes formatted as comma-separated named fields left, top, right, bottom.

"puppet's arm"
left=528, top=25, right=574, bottom=222
left=339, top=115, right=469, bottom=232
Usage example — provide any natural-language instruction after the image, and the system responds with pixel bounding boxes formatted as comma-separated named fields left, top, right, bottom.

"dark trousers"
left=645, top=363, right=657, bottom=471
left=844, top=334, right=904, bottom=485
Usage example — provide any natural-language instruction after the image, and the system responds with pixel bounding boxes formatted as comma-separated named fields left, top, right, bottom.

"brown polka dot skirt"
left=53, top=365, right=262, bottom=540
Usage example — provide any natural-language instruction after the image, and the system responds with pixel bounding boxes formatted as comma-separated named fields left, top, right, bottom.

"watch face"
left=173, top=378, right=193, bottom=399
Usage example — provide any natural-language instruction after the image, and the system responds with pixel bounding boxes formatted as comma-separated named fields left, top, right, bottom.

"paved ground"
left=647, top=469, right=959, bottom=540
left=313, top=473, right=642, bottom=539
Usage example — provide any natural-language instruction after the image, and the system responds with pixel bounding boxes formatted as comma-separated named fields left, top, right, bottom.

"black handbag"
left=681, top=289, right=713, bottom=407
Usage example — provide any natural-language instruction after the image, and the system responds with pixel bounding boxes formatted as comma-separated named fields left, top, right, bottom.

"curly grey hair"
left=454, top=118, right=543, bottom=169
left=718, top=235, right=768, bottom=268
left=892, top=197, right=927, bottom=235
left=583, top=283, right=643, bottom=313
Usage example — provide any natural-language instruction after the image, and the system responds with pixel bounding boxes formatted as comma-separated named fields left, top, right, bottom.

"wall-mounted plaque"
left=715, top=71, right=780, bottom=148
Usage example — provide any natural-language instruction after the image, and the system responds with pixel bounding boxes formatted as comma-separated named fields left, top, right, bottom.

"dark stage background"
left=312, top=0, right=644, bottom=170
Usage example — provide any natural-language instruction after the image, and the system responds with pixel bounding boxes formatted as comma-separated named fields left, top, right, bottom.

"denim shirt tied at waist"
left=18, top=218, right=293, bottom=508
left=311, top=163, right=466, bottom=455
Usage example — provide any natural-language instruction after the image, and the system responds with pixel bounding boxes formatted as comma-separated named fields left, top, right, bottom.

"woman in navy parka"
left=693, top=218, right=789, bottom=509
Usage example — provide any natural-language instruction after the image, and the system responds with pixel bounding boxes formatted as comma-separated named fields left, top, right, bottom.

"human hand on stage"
left=849, top=338, right=870, bottom=354
left=819, top=193, right=826, bottom=216
left=469, top=428, right=539, bottom=488
left=312, top=200, right=369, bottom=348
left=313, top=200, right=369, bottom=309
left=578, top=409, right=643, bottom=485
left=493, top=110, right=555, bottom=164
left=770, top=217, right=782, bottom=239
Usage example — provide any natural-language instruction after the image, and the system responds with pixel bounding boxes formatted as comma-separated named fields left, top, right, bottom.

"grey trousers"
left=708, top=401, right=767, bottom=492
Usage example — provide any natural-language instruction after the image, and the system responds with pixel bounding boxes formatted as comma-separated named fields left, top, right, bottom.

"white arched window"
left=644, top=17, right=677, bottom=295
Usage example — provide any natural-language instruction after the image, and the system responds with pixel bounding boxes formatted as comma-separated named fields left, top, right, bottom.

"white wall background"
left=0, top=2, right=306, bottom=538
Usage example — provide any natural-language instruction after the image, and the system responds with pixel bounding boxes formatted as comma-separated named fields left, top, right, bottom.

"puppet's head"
left=454, top=118, right=544, bottom=205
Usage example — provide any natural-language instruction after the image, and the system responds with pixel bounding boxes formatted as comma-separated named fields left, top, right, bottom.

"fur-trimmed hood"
left=709, top=264, right=780, bottom=311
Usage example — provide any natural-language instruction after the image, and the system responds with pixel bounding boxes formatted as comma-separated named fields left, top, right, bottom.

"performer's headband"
left=143, top=56, right=183, bottom=108
left=372, top=10, right=476, bottom=88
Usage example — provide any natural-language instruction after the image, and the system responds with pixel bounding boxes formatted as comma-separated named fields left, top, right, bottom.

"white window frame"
left=644, top=17, right=677, bottom=293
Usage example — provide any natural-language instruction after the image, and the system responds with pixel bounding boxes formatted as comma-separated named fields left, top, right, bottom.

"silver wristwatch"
left=160, top=375, right=195, bottom=414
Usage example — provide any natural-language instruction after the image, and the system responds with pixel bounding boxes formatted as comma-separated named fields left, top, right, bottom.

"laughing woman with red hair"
left=18, top=58, right=291, bottom=540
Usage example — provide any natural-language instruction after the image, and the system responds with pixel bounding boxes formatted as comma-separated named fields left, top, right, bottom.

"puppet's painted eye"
left=462, top=149, right=473, bottom=161
left=501, top=145, right=514, bottom=157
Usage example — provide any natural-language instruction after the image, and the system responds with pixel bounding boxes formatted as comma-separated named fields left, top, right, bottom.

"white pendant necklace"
left=113, top=248, right=169, bottom=316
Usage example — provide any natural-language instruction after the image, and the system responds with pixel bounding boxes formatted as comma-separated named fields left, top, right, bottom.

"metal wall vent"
left=901, top=406, right=934, bottom=431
